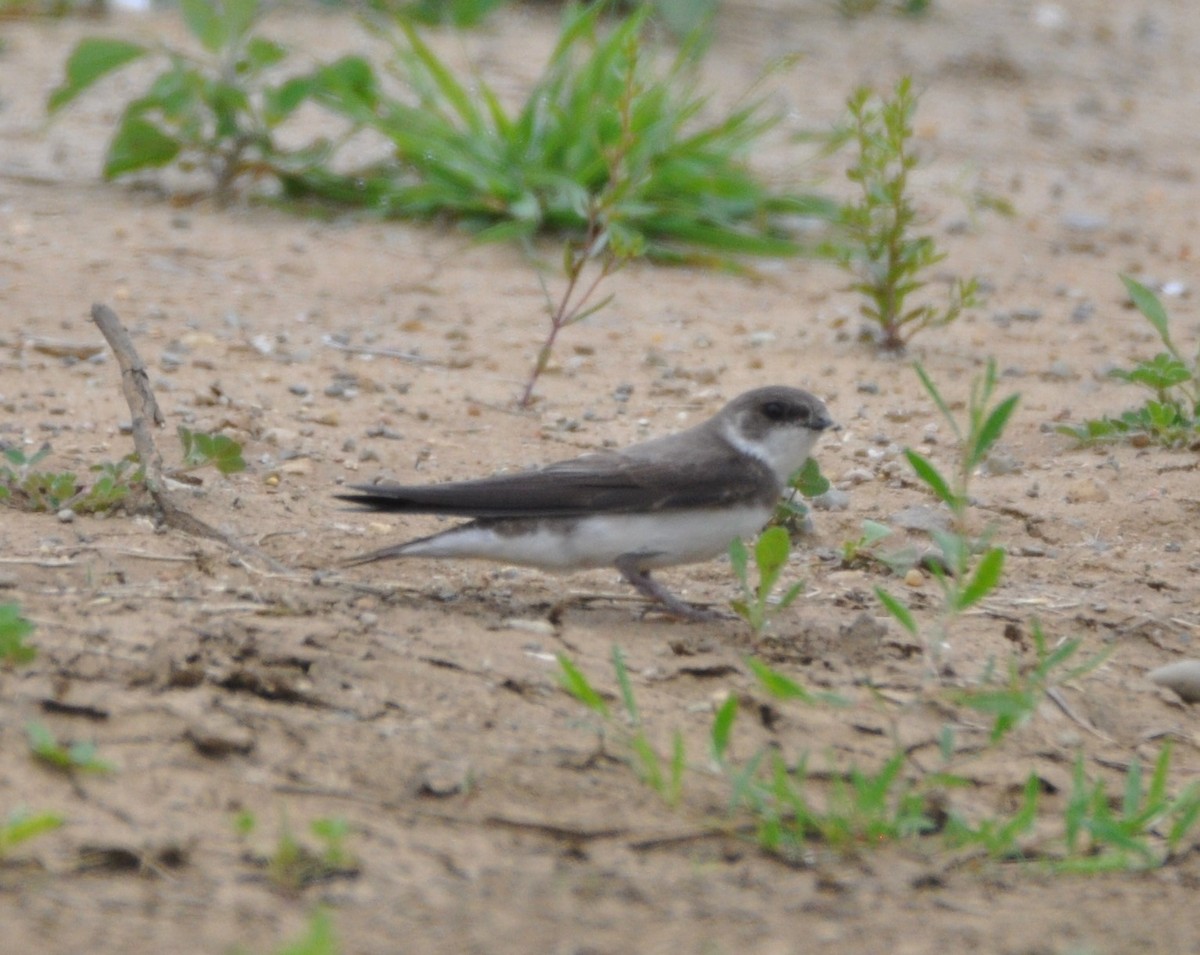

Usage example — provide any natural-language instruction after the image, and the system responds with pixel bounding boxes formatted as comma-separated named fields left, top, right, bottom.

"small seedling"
left=26, top=721, right=115, bottom=775
left=233, top=907, right=339, bottom=955
left=176, top=426, right=246, bottom=475
left=773, top=458, right=831, bottom=531
left=1, top=445, right=143, bottom=514
left=0, top=603, right=37, bottom=667
left=951, top=622, right=1112, bottom=743
left=944, top=772, right=1040, bottom=859
left=257, top=815, right=359, bottom=892
left=1058, top=276, right=1200, bottom=448
left=1059, top=744, right=1200, bottom=872
left=875, top=360, right=1019, bottom=659
left=831, top=76, right=978, bottom=351
left=729, top=526, right=805, bottom=635
left=559, top=647, right=684, bottom=805
left=0, top=808, right=64, bottom=859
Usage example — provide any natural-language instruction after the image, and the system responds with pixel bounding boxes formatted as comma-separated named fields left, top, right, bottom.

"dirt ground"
left=2, top=2, right=1199, bottom=953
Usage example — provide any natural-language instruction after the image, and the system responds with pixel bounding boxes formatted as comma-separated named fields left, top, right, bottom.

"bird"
left=338, top=386, right=836, bottom=620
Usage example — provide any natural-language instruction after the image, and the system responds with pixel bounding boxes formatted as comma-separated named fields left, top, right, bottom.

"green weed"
left=300, top=3, right=832, bottom=262
left=237, top=812, right=360, bottom=892
left=951, top=622, right=1112, bottom=743
left=47, top=0, right=328, bottom=198
left=0, top=603, right=37, bottom=666
left=26, top=721, right=115, bottom=775
left=0, top=444, right=143, bottom=513
left=176, top=426, right=247, bottom=475
left=1059, top=744, right=1200, bottom=872
left=1058, top=276, right=1200, bottom=448
left=831, top=76, right=978, bottom=351
left=728, top=527, right=805, bottom=635
left=559, top=646, right=685, bottom=805
left=0, top=807, right=64, bottom=859
left=773, top=457, right=831, bottom=531
left=875, top=360, right=1019, bottom=659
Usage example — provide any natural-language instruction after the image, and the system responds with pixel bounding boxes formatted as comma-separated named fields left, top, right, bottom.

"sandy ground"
left=1, top=1, right=1199, bottom=953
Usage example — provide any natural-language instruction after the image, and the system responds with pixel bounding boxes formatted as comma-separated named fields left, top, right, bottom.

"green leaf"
left=789, top=457, right=830, bottom=497
left=970, top=393, right=1019, bottom=471
left=48, top=38, right=148, bottom=113
left=904, top=448, right=957, bottom=508
left=747, top=657, right=814, bottom=702
left=710, top=693, right=738, bottom=763
left=0, top=604, right=37, bottom=666
left=243, top=37, right=287, bottom=72
left=0, top=810, right=64, bottom=856
left=556, top=654, right=608, bottom=717
left=955, top=547, right=1004, bottom=610
left=221, top=0, right=261, bottom=46
left=181, top=0, right=226, bottom=52
left=105, top=117, right=181, bottom=179
left=860, top=519, right=893, bottom=548
left=754, top=526, right=791, bottom=579
left=1121, top=274, right=1176, bottom=356
left=875, top=586, right=918, bottom=637
left=611, top=645, right=640, bottom=724
left=728, top=537, right=749, bottom=586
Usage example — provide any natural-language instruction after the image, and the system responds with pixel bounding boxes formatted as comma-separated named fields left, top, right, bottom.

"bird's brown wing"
left=336, top=451, right=778, bottom=518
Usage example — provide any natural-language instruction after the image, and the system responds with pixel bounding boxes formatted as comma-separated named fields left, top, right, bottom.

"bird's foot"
left=616, top=560, right=731, bottom=622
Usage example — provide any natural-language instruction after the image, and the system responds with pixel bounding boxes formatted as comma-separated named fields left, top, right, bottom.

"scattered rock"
left=1064, top=477, right=1109, bottom=503
left=1148, top=661, right=1200, bottom=703
left=811, top=489, right=850, bottom=511
left=417, top=759, right=472, bottom=797
left=890, top=505, right=951, bottom=533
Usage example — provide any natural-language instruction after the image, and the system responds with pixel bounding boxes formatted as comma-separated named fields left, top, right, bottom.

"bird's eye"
left=762, top=401, right=786, bottom=421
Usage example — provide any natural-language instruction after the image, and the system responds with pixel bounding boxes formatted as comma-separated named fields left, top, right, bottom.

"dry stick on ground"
left=90, top=303, right=288, bottom=573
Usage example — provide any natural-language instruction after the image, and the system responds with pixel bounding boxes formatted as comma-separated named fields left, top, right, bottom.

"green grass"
left=293, top=2, right=834, bottom=263
left=0, top=603, right=37, bottom=666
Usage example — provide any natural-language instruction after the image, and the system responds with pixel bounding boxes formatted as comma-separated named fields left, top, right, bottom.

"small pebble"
left=811, top=489, right=850, bottom=512
left=1060, top=212, right=1109, bottom=233
left=57, top=508, right=75, bottom=523
left=904, top=568, right=924, bottom=588
left=1065, top=477, right=1109, bottom=503
left=1148, top=661, right=1200, bottom=703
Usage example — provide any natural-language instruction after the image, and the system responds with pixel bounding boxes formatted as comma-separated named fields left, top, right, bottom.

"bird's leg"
left=614, top=555, right=729, bottom=622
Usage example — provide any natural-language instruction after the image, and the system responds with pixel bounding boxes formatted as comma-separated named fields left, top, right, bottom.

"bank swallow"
left=339, top=386, right=835, bottom=620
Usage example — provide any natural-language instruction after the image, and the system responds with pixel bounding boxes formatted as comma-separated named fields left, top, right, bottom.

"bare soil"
left=1, top=2, right=1199, bottom=953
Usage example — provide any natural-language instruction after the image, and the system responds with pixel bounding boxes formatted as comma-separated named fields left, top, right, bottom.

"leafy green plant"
left=729, top=526, right=805, bottom=635
left=240, top=813, right=359, bottom=892
left=299, top=3, right=832, bottom=262
left=26, top=721, right=115, bottom=775
left=875, top=360, right=1019, bottom=659
left=0, top=445, right=143, bottom=513
left=773, top=457, right=831, bottom=530
left=943, top=771, right=1040, bottom=859
left=176, top=426, right=247, bottom=475
left=0, top=808, right=64, bottom=859
left=1059, top=744, right=1200, bottom=872
left=47, top=0, right=330, bottom=198
left=1058, top=276, right=1200, bottom=448
left=0, top=603, right=37, bottom=666
left=951, top=622, right=1112, bottom=743
left=233, top=906, right=339, bottom=955
left=831, top=76, right=978, bottom=351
